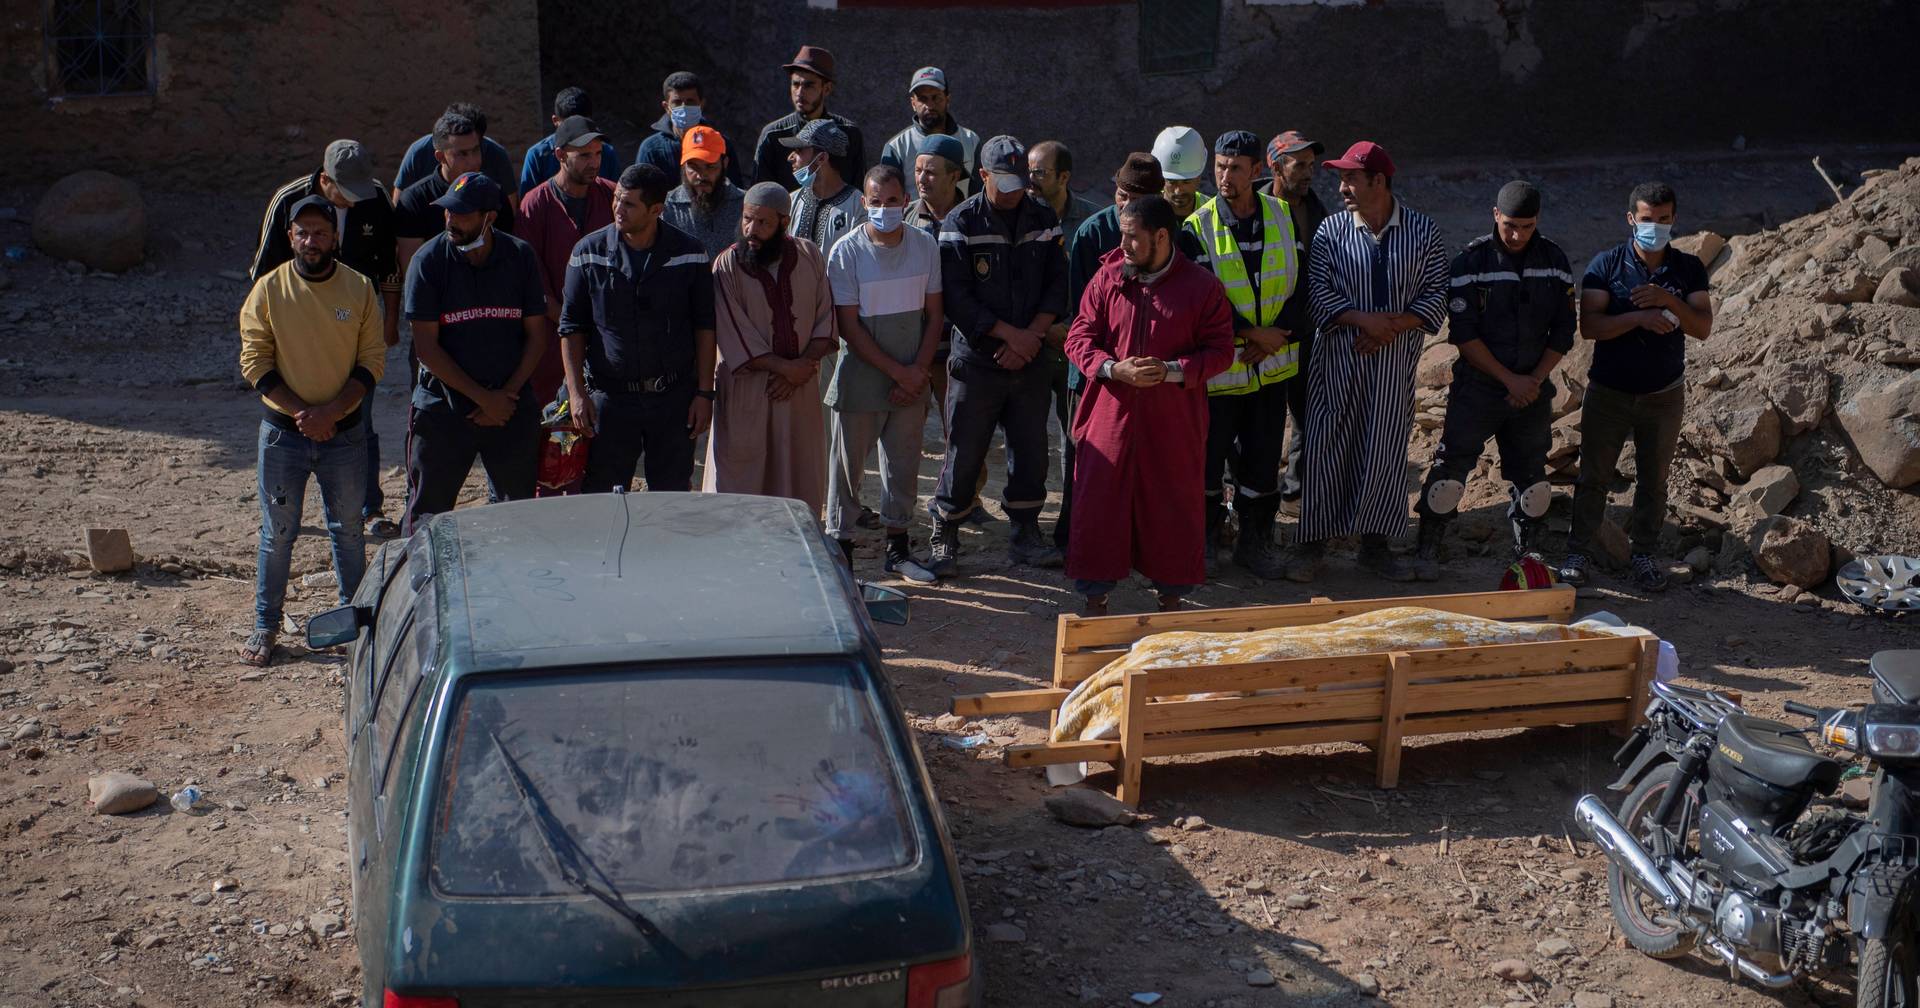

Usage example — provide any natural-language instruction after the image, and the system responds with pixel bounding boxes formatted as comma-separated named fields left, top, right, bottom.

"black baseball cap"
left=289, top=194, right=336, bottom=224
left=553, top=115, right=604, bottom=150
left=431, top=172, right=502, bottom=214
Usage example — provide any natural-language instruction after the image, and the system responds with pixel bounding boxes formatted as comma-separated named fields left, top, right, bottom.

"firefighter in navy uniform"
left=1410, top=181, right=1576, bottom=580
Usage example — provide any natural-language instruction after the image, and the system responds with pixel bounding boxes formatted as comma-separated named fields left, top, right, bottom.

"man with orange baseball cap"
left=664, top=124, right=746, bottom=258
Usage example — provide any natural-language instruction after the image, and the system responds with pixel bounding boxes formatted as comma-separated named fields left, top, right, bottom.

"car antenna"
left=604, top=488, right=630, bottom=578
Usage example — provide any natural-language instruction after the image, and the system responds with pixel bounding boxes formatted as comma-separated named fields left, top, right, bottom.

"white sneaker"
left=885, top=555, right=938, bottom=585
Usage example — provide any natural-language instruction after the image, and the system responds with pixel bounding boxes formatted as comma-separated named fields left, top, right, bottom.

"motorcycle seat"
left=1718, top=714, right=1844, bottom=791
left=1870, top=651, right=1920, bottom=705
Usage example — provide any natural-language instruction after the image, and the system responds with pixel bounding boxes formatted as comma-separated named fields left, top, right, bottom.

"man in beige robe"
left=703, top=182, right=837, bottom=512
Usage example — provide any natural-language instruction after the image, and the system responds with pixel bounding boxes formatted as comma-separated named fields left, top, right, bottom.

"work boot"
left=927, top=515, right=961, bottom=578
left=1512, top=516, right=1546, bottom=558
left=1008, top=521, right=1064, bottom=568
left=1284, top=540, right=1326, bottom=583
left=1232, top=515, right=1288, bottom=580
left=1156, top=592, right=1185, bottom=612
left=1358, top=533, right=1419, bottom=582
left=1411, top=519, right=1445, bottom=582
left=1082, top=594, right=1110, bottom=617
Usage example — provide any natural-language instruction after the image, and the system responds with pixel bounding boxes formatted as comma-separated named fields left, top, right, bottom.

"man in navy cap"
left=928, top=134, right=1068, bottom=575
left=400, top=171, right=549, bottom=532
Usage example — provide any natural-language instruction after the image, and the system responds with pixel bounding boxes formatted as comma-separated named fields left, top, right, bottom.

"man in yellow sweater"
left=237, top=196, right=387, bottom=666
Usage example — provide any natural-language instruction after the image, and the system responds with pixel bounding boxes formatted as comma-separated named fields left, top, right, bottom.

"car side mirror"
left=859, top=583, right=910, bottom=626
left=307, top=605, right=371, bottom=648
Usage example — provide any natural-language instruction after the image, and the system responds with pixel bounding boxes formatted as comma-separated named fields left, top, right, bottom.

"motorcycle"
left=1574, top=649, right=1920, bottom=1005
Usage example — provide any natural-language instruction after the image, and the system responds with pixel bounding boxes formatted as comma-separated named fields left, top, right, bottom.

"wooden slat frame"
left=1146, top=687, right=1386, bottom=734
left=1005, top=739, right=1121, bottom=768
left=1141, top=720, right=1381, bottom=757
left=952, top=688, right=1070, bottom=716
left=1136, top=652, right=1390, bottom=697
left=1402, top=668, right=1633, bottom=715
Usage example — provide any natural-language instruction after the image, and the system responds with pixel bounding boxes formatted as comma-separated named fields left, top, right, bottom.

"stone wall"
left=538, top=0, right=1917, bottom=196
left=1, top=2, right=543, bottom=193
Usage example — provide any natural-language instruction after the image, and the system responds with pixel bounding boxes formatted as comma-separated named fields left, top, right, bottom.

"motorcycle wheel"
left=1857, top=927, right=1918, bottom=1007
left=1605, top=766, right=1701, bottom=959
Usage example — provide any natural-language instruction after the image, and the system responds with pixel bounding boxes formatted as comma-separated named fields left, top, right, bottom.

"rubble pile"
left=1415, top=157, right=1920, bottom=588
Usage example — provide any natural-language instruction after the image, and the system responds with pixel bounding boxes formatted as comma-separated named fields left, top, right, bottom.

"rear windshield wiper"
left=488, top=730, right=684, bottom=959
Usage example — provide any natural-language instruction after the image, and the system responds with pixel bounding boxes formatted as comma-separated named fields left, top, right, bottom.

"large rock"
left=31, top=171, right=148, bottom=273
left=1818, top=268, right=1880, bottom=305
left=1837, top=373, right=1920, bottom=489
left=1044, top=788, right=1134, bottom=827
left=1875, top=267, right=1920, bottom=308
left=1736, top=465, right=1800, bottom=516
left=1415, top=340, right=1457, bottom=389
left=84, top=527, right=133, bottom=573
left=88, top=772, right=159, bottom=815
left=1704, top=399, right=1782, bottom=478
left=1762, top=361, right=1831, bottom=435
left=1748, top=516, right=1832, bottom=588
left=1592, top=517, right=1632, bottom=569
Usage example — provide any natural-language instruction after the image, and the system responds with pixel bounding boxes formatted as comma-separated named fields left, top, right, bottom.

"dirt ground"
left=1, top=144, right=1916, bottom=1008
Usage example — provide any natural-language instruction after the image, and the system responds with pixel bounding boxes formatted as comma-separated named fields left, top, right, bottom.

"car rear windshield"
left=430, top=662, right=917, bottom=897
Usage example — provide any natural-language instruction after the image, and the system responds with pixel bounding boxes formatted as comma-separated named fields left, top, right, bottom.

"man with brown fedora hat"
left=752, top=45, right=867, bottom=191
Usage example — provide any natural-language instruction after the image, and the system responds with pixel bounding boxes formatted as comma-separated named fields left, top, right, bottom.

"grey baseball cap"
left=323, top=140, right=379, bottom=203
left=778, top=118, right=849, bottom=157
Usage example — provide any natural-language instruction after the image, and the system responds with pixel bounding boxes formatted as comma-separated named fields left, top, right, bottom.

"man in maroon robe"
left=1065, top=194, right=1235, bottom=615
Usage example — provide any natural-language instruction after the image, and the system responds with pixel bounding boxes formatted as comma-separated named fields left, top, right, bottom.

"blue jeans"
left=254, top=418, right=369, bottom=631
left=360, top=399, right=384, bottom=518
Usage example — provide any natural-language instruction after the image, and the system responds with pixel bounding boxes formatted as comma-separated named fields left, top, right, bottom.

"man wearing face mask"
left=1410, top=181, right=1576, bottom=581
left=1064, top=194, right=1235, bottom=615
left=824, top=165, right=944, bottom=580
left=1559, top=181, right=1713, bottom=592
left=929, top=135, right=1069, bottom=575
left=401, top=172, right=548, bottom=533
left=704, top=182, right=838, bottom=512
left=237, top=196, right=386, bottom=666
left=663, top=125, right=747, bottom=258
left=879, top=66, right=982, bottom=202
left=636, top=71, right=745, bottom=191
left=783, top=118, right=864, bottom=258
left=518, top=87, right=625, bottom=198
left=752, top=46, right=867, bottom=191
left=559, top=164, right=717, bottom=496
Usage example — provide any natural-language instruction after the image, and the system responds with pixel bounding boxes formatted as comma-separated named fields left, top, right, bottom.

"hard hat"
left=1152, top=126, right=1207, bottom=181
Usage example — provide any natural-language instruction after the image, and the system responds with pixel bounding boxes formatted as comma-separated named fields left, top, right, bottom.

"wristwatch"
left=693, top=389, right=716, bottom=401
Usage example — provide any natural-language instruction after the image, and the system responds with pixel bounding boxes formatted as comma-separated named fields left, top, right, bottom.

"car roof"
left=425, top=492, right=866, bottom=671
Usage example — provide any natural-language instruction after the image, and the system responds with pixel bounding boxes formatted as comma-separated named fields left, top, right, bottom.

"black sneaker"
left=1630, top=553, right=1669, bottom=593
left=1557, top=552, right=1589, bottom=587
left=927, top=517, right=960, bottom=577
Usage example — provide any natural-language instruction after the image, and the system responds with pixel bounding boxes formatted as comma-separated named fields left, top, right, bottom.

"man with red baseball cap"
left=751, top=45, right=867, bottom=191
left=1286, top=140, right=1450, bottom=583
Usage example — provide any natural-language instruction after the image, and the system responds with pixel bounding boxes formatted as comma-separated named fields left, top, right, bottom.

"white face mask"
left=867, top=206, right=905, bottom=233
left=990, top=173, right=1026, bottom=195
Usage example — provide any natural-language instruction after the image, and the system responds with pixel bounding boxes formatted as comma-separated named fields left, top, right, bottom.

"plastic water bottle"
left=170, top=785, right=203, bottom=813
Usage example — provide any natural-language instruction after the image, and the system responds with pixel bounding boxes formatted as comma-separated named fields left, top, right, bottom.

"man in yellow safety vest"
left=1184, top=130, right=1304, bottom=579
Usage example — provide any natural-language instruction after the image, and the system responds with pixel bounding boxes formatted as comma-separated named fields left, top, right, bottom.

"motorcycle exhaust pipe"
left=1701, top=934, right=1796, bottom=989
left=1574, top=794, right=1683, bottom=911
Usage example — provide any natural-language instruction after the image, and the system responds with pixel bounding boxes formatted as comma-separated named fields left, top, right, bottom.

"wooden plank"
left=1146, top=687, right=1386, bottom=734
left=1117, top=670, right=1148, bottom=807
left=1621, top=638, right=1659, bottom=736
left=1140, top=720, right=1383, bottom=758
left=1402, top=635, right=1643, bottom=678
left=1376, top=652, right=1412, bottom=789
left=1137, top=652, right=1391, bottom=697
left=1402, top=668, right=1635, bottom=715
left=1058, top=648, right=1131, bottom=687
left=1406, top=700, right=1629, bottom=736
left=952, top=688, right=1070, bottom=716
left=1004, top=739, right=1123, bottom=768
left=1056, top=587, right=1577, bottom=650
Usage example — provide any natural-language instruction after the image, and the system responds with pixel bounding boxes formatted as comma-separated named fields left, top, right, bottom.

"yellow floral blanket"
left=1051, top=606, right=1618, bottom=744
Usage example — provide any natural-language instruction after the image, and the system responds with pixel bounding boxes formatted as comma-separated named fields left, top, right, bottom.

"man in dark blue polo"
left=559, top=163, right=718, bottom=494
left=1559, top=181, right=1713, bottom=592
left=401, top=172, right=549, bottom=532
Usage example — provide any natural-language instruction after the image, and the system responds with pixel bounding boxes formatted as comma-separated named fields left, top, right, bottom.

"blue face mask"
left=794, top=154, right=821, bottom=189
left=1633, top=221, right=1672, bottom=252
left=669, top=104, right=703, bottom=131
left=867, top=206, right=905, bottom=233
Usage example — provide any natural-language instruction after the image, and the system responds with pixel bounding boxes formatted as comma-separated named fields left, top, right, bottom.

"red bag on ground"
left=1501, top=554, right=1556, bottom=590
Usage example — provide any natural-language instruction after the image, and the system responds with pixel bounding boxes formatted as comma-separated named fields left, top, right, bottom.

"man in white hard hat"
left=1152, top=126, right=1208, bottom=220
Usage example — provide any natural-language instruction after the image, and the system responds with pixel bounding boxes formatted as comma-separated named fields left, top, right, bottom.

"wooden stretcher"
left=949, top=587, right=1657, bottom=805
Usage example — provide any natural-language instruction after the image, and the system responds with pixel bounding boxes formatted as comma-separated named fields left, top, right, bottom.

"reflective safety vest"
left=1187, top=193, right=1300, bottom=395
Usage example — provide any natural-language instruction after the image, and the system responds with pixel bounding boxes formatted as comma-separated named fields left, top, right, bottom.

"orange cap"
left=681, top=125, right=726, bottom=165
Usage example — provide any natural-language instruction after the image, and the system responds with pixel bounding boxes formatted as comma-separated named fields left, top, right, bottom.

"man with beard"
left=879, top=67, right=982, bottom=202
left=517, top=87, right=624, bottom=197
left=237, top=196, right=386, bottom=665
left=636, top=71, right=745, bottom=190
left=1288, top=141, right=1450, bottom=582
left=664, top=125, right=746, bottom=258
left=401, top=172, right=548, bottom=531
left=905, top=133, right=970, bottom=436
left=752, top=46, right=866, bottom=191
left=703, top=182, right=836, bottom=512
left=1266, top=131, right=1329, bottom=506
left=517, top=115, right=615, bottom=405
left=559, top=164, right=717, bottom=495
left=1065, top=194, right=1234, bottom=615
left=1153, top=126, right=1208, bottom=222
left=395, top=112, right=516, bottom=287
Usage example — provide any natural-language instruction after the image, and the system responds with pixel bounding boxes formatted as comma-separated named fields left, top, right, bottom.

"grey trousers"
left=827, top=401, right=929, bottom=539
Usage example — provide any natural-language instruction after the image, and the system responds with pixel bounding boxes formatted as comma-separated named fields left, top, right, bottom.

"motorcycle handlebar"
left=1784, top=700, right=1823, bottom=719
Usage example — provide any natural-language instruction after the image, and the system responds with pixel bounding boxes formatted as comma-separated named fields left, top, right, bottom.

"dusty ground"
left=0, top=144, right=1915, bottom=1008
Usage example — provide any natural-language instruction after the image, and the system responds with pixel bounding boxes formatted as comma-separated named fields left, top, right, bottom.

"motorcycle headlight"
left=1862, top=705, right=1920, bottom=760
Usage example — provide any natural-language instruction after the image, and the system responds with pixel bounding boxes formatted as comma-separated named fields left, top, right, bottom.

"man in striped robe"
left=1286, top=142, right=1449, bottom=583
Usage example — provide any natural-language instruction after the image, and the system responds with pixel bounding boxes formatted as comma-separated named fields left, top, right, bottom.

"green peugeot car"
left=309, top=491, right=977, bottom=1008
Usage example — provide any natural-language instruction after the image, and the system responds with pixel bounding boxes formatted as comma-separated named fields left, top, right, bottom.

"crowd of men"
left=236, top=47, right=1713, bottom=662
